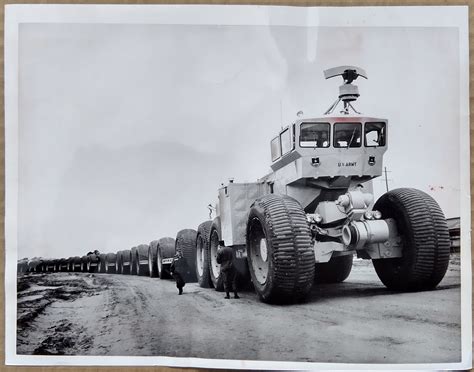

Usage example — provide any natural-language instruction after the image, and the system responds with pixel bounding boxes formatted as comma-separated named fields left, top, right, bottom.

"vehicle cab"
left=269, top=115, right=388, bottom=183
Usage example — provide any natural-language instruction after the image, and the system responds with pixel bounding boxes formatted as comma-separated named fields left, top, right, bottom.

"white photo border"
left=4, top=4, right=471, bottom=370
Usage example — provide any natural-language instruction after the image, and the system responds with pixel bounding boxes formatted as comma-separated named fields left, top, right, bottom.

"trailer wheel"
left=115, top=251, right=123, bottom=274
left=196, top=221, right=213, bottom=288
left=136, top=245, right=150, bottom=276
left=175, top=229, right=198, bottom=282
left=315, top=254, right=353, bottom=283
left=372, top=188, right=450, bottom=291
left=209, top=218, right=224, bottom=291
left=121, top=250, right=131, bottom=275
left=130, top=247, right=138, bottom=275
left=148, top=241, right=159, bottom=277
left=80, top=256, right=88, bottom=272
left=97, top=254, right=107, bottom=273
left=247, top=194, right=315, bottom=303
left=87, top=255, right=99, bottom=273
left=157, top=237, right=175, bottom=279
left=105, top=253, right=117, bottom=274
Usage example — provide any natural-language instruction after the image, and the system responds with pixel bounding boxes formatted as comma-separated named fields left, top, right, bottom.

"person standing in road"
left=216, top=241, right=240, bottom=299
left=170, top=250, right=187, bottom=295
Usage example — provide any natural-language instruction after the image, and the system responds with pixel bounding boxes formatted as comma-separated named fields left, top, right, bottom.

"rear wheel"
left=175, top=229, right=198, bottom=282
left=157, top=237, right=175, bottom=279
left=315, top=254, right=353, bottom=283
left=372, top=188, right=450, bottom=291
left=209, top=218, right=224, bottom=291
left=196, top=221, right=213, bottom=288
left=247, top=194, right=315, bottom=303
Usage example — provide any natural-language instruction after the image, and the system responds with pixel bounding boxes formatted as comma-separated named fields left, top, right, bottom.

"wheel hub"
left=259, top=239, right=268, bottom=262
left=210, top=231, right=220, bottom=279
left=249, top=220, right=270, bottom=285
left=196, top=237, right=204, bottom=276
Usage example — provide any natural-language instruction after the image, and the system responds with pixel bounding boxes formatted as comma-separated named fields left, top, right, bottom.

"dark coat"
left=216, top=246, right=234, bottom=272
left=170, top=255, right=187, bottom=275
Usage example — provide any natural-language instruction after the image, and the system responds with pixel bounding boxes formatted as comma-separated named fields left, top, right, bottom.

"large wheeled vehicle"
left=194, top=66, right=450, bottom=303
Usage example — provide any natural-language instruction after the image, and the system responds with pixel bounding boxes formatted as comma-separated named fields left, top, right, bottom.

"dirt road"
left=17, top=255, right=461, bottom=363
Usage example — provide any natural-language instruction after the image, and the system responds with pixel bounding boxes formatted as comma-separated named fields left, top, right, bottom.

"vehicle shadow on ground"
left=304, top=281, right=461, bottom=304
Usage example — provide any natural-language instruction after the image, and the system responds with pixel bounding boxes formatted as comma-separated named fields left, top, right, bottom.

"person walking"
left=216, top=241, right=239, bottom=299
left=170, top=250, right=187, bottom=295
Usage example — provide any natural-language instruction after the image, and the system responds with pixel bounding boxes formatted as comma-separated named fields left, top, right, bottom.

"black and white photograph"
left=4, top=4, right=471, bottom=370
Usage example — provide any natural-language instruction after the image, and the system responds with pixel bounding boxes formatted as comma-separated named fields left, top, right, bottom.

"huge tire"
left=196, top=221, right=213, bottom=288
left=209, top=218, right=224, bottom=291
left=71, top=256, right=82, bottom=272
left=53, top=260, right=61, bottom=272
left=372, top=188, right=450, bottom=291
left=98, top=254, right=107, bottom=273
left=148, top=241, right=159, bottom=278
left=115, top=251, right=123, bottom=274
left=80, top=256, right=88, bottom=272
left=105, top=253, right=117, bottom=274
left=121, top=250, right=131, bottom=275
left=87, top=254, right=100, bottom=273
left=175, top=229, right=198, bottom=282
left=315, top=254, right=353, bottom=283
left=247, top=194, right=315, bottom=303
left=130, top=247, right=138, bottom=275
left=136, top=244, right=150, bottom=276
left=65, top=257, right=74, bottom=272
left=157, top=237, right=175, bottom=279
left=59, top=259, right=68, bottom=272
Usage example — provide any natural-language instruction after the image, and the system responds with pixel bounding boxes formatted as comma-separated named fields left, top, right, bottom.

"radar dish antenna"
left=323, top=66, right=367, bottom=115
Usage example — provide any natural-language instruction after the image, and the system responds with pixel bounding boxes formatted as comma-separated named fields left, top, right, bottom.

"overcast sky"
left=17, top=23, right=460, bottom=259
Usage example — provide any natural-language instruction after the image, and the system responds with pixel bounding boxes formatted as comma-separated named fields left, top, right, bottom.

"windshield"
left=334, top=123, right=362, bottom=148
left=300, top=123, right=330, bottom=148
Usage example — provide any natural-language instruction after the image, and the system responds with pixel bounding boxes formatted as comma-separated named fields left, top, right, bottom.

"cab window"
left=280, top=128, right=292, bottom=155
left=271, top=136, right=281, bottom=161
left=334, top=123, right=362, bottom=148
left=365, top=122, right=386, bottom=147
left=300, top=123, right=330, bottom=148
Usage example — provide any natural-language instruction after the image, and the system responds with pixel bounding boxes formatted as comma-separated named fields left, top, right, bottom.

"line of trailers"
left=17, top=225, right=234, bottom=289
left=18, top=235, right=185, bottom=280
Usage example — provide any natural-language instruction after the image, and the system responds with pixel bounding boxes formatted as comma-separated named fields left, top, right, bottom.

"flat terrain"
left=17, top=254, right=462, bottom=363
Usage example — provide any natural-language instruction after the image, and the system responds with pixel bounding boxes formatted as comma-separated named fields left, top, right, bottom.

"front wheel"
left=247, top=194, right=315, bottom=303
left=372, top=188, right=450, bottom=291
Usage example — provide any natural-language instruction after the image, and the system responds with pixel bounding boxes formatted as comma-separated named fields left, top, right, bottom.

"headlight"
left=364, top=211, right=374, bottom=220
left=373, top=210, right=382, bottom=219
